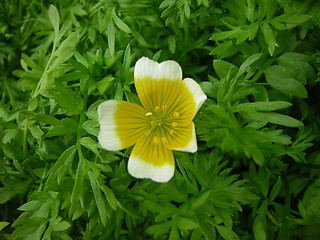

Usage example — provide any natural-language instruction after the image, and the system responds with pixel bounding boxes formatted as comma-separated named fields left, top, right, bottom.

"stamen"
left=169, top=129, right=175, bottom=135
left=145, top=112, right=153, bottom=117
left=173, top=112, right=180, bottom=118
left=145, top=130, right=151, bottom=135
left=161, top=137, right=167, bottom=144
left=162, top=105, right=168, bottom=112
left=155, top=106, right=161, bottom=113
left=153, top=136, right=160, bottom=144
left=171, top=122, right=178, bottom=127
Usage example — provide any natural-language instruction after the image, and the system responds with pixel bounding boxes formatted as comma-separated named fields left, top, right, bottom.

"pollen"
left=155, top=106, right=161, bottom=113
left=162, top=105, right=168, bottom=112
left=145, top=130, right=151, bottom=135
left=173, top=112, right=180, bottom=118
left=145, top=112, right=153, bottom=117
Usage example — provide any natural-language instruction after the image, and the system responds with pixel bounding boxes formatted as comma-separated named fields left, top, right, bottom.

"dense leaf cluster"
left=1, top=0, right=320, bottom=239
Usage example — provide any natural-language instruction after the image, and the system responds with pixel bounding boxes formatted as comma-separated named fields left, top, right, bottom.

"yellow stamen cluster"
left=144, top=105, right=180, bottom=144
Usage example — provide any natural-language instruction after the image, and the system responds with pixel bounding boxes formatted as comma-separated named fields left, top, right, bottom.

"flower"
left=98, top=57, right=207, bottom=182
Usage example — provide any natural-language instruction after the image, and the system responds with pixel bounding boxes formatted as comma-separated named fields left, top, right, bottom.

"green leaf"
left=213, top=60, right=238, bottom=80
left=270, top=177, right=282, bottom=201
left=142, top=200, right=163, bottom=214
left=33, top=168, right=46, bottom=178
left=56, top=22, right=72, bottom=43
left=97, top=75, right=114, bottom=95
left=284, top=15, right=311, bottom=26
left=70, top=161, right=85, bottom=217
left=215, top=225, right=239, bottom=240
left=28, top=124, right=44, bottom=139
left=107, top=20, right=115, bottom=56
left=114, top=81, right=123, bottom=100
left=18, top=200, right=40, bottom=211
left=211, top=30, right=238, bottom=41
left=192, top=190, right=211, bottom=209
left=262, top=22, right=276, bottom=56
left=176, top=217, right=198, bottom=231
left=278, top=52, right=314, bottom=84
left=200, top=81, right=217, bottom=99
left=253, top=216, right=266, bottom=240
left=82, top=120, right=99, bottom=136
left=265, top=65, right=307, bottom=98
left=168, top=35, right=176, bottom=54
left=169, top=224, right=180, bottom=240
left=48, top=5, right=60, bottom=33
left=232, top=101, right=291, bottom=112
left=236, top=53, right=263, bottom=78
left=0, top=222, right=10, bottom=231
left=155, top=204, right=177, bottom=222
left=248, top=145, right=265, bottom=166
left=102, top=186, right=118, bottom=211
left=0, top=180, right=31, bottom=204
left=256, top=112, right=303, bottom=128
left=265, top=0, right=277, bottom=19
left=146, top=221, right=172, bottom=238
left=46, top=145, right=77, bottom=187
left=50, top=80, right=82, bottom=115
left=196, top=214, right=215, bottom=240
left=46, top=118, right=78, bottom=137
left=51, top=220, right=71, bottom=232
left=79, top=137, right=99, bottom=155
left=246, top=0, right=255, bottom=22
left=112, top=8, right=131, bottom=33
left=88, top=171, right=108, bottom=226
left=52, top=32, right=77, bottom=68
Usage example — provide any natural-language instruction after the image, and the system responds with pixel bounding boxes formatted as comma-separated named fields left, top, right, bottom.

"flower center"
left=144, top=105, right=180, bottom=144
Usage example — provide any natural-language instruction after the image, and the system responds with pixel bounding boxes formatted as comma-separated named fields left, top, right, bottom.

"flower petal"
left=171, top=122, right=197, bottom=153
left=98, top=100, right=147, bottom=151
left=134, top=57, right=183, bottom=111
left=134, top=57, right=182, bottom=82
left=182, top=78, right=207, bottom=116
left=163, top=122, right=197, bottom=153
left=128, top=135, right=175, bottom=182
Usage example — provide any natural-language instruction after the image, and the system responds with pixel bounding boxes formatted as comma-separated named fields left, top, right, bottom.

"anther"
left=162, top=105, right=168, bottom=112
left=145, top=112, right=153, bottom=117
left=161, top=137, right=167, bottom=144
left=145, top=130, right=151, bottom=135
left=173, top=112, right=180, bottom=118
left=151, top=121, right=157, bottom=126
left=155, top=106, right=161, bottom=113
left=171, top=122, right=178, bottom=127
left=169, top=130, right=175, bottom=135
left=153, top=136, right=160, bottom=144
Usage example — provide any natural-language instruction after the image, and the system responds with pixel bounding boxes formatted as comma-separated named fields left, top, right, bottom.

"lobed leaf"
left=48, top=5, right=60, bottom=33
left=265, top=65, right=308, bottom=98
left=232, top=101, right=291, bottom=112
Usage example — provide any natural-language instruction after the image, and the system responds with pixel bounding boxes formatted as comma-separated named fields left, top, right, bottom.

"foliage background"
left=1, top=0, right=320, bottom=239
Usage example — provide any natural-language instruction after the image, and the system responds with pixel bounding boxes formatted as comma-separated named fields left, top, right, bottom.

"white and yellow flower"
left=98, top=57, right=206, bottom=182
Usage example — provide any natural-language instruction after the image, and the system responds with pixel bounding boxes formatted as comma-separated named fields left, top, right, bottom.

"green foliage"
left=1, top=0, right=320, bottom=239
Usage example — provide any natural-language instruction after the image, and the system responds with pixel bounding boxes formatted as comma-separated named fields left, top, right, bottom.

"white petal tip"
left=98, top=100, right=123, bottom=151
left=183, top=78, right=207, bottom=113
left=128, top=155, right=174, bottom=183
left=134, top=57, right=182, bottom=81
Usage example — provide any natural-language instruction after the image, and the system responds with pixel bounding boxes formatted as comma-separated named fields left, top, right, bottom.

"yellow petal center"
left=142, top=105, right=182, bottom=148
